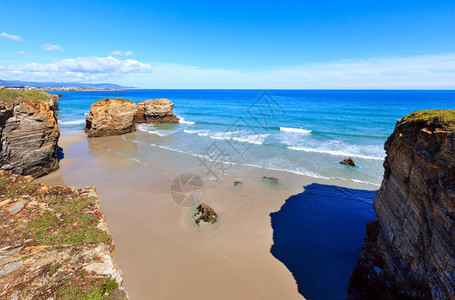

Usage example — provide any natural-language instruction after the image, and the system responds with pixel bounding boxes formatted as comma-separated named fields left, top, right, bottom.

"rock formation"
left=349, top=110, right=455, bottom=299
left=193, top=203, right=217, bottom=225
left=341, top=157, right=356, bottom=166
left=84, top=98, right=137, bottom=137
left=85, top=98, right=180, bottom=137
left=0, top=171, right=128, bottom=299
left=135, top=98, right=179, bottom=124
left=0, top=89, right=60, bottom=177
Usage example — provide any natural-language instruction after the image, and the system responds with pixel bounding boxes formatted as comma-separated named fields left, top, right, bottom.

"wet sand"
left=38, top=133, right=377, bottom=300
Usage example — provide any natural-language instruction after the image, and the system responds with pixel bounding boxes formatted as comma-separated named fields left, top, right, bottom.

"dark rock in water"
left=349, top=110, right=455, bottom=299
left=84, top=98, right=137, bottom=137
left=262, top=176, right=279, bottom=185
left=341, top=157, right=356, bottom=166
left=0, top=89, right=60, bottom=177
left=57, top=94, right=66, bottom=98
left=135, top=98, right=180, bottom=124
left=193, top=203, right=217, bottom=225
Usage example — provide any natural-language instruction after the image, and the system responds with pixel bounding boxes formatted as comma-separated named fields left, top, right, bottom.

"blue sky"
left=1, top=0, right=455, bottom=88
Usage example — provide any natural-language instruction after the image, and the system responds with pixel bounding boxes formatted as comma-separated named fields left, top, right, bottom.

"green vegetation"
left=94, top=98, right=134, bottom=104
left=400, top=109, right=455, bottom=132
left=55, top=274, right=119, bottom=300
left=0, top=177, right=111, bottom=248
left=0, top=88, right=53, bottom=104
left=25, top=196, right=111, bottom=246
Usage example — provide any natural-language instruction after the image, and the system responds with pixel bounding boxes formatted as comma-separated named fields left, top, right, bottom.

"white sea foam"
left=287, top=146, right=385, bottom=160
left=207, top=131, right=268, bottom=145
left=280, top=127, right=312, bottom=134
left=178, top=116, right=195, bottom=124
left=137, top=124, right=173, bottom=136
left=183, top=129, right=209, bottom=136
left=59, top=119, right=86, bottom=125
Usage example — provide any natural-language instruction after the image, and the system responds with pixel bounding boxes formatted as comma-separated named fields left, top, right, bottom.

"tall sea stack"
left=349, top=110, right=455, bottom=299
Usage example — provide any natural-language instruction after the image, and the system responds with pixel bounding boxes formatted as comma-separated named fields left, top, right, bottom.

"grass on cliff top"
left=0, top=174, right=111, bottom=248
left=0, top=88, right=53, bottom=103
left=94, top=98, right=134, bottom=104
left=399, top=109, right=455, bottom=132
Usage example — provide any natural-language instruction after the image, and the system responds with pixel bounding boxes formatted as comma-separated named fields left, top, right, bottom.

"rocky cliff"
left=135, top=98, right=179, bottom=124
left=0, top=171, right=128, bottom=299
left=349, top=110, right=455, bottom=299
left=84, top=98, right=137, bottom=137
left=0, top=89, right=60, bottom=177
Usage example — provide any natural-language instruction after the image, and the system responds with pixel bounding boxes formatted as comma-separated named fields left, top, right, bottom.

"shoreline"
left=37, top=133, right=378, bottom=299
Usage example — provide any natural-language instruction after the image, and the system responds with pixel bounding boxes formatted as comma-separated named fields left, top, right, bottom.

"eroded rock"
left=84, top=98, right=137, bottom=137
left=135, top=98, right=180, bottom=124
left=193, top=203, right=217, bottom=225
left=348, top=110, right=455, bottom=299
left=0, top=89, right=60, bottom=177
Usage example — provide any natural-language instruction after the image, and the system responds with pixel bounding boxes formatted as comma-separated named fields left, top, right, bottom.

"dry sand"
left=38, top=134, right=377, bottom=300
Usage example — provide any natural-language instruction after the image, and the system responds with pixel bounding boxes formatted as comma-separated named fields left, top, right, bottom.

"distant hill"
left=0, top=79, right=130, bottom=89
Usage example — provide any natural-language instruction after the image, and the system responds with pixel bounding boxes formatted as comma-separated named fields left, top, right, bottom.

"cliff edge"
left=0, top=171, right=128, bottom=299
left=349, top=110, right=455, bottom=299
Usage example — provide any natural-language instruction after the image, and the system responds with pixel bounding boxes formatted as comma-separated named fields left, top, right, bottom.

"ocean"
left=54, top=89, right=455, bottom=186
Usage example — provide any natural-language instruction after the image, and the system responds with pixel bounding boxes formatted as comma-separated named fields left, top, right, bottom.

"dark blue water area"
left=270, top=184, right=377, bottom=300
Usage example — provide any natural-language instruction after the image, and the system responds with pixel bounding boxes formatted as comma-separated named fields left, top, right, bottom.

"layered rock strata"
left=349, top=110, right=455, bottom=299
left=0, top=89, right=60, bottom=177
left=0, top=171, right=128, bottom=299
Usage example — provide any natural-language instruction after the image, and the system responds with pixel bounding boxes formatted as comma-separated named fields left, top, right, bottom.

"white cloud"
left=16, top=51, right=32, bottom=56
left=0, top=32, right=24, bottom=42
left=0, top=56, right=152, bottom=82
left=121, top=53, right=455, bottom=89
left=1, top=53, right=455, bottom=88
left=110, top=50, right=134, bottom=56
left=41, top=44, right=64, bottom=51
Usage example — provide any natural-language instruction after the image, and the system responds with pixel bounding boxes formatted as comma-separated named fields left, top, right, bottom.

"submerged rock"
left=348, top=110, right=455, bottom=299
left=262, top=176, right=280, bottom=185
left=0, top=89, right=60, bottom=177
left=341, top=157, right=356, bottom=166
left=84, top=98, right=137, bottom=137
left=0, top=171, right=128, bottom=299
left=135, top=98, right=180, bottom=124
left=193, top=203, right=217, bottom=225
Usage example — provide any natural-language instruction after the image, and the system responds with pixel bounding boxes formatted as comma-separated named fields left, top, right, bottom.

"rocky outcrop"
left=341, top=157, right=356, bottom=166
left=0, top=171, right=128, bottom=299
left=349, top=110, right=455, bottom=299
left=193, top=203, right=217, bottom=225
left=85, top=98, right=180, bottom=137
left=135, top=98, right=179, bottom=124
left=84, top=98, right=137, bottom=137
left=0, top=89, right=60, bottom=177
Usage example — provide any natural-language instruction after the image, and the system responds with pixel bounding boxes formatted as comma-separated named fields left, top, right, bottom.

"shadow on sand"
left=270, top=183, right=377, bottom=300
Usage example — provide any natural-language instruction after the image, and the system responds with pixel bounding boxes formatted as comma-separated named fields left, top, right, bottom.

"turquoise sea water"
left=53, top=89, right=455, bottom=186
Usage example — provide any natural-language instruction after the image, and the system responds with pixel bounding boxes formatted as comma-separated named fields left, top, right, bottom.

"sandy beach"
left=37, top=133, right=377, bottom=300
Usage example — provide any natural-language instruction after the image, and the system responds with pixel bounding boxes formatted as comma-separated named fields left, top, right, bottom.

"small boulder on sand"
left=193, top=203, right=217, bottom=225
